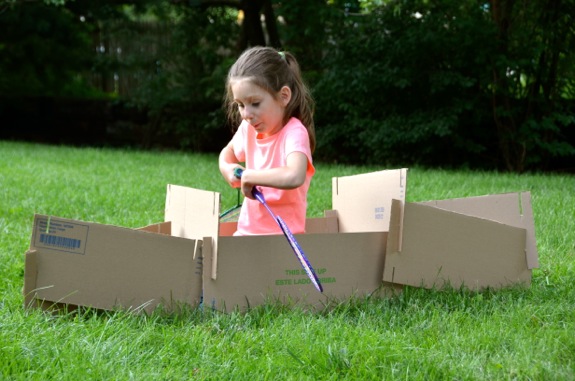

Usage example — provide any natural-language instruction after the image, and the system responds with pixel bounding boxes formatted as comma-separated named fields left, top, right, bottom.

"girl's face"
left=231, top=78, right=291, bottom=138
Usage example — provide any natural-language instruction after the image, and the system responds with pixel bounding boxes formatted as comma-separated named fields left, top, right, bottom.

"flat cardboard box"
left=384, top=192, right=538, bottom=290
left=203, top=229, right=389, bottom=311
left=23, top=167, right=539, bottom=313
left=23, top=215, right=202, bottom=313
left=180, top=168, right=409, bottom=312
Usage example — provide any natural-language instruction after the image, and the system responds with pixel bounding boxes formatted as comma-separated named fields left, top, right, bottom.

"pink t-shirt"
left=231, top=117, right=315, bottom=235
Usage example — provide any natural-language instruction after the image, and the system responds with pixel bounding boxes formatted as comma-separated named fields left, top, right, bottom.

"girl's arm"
left=219, top=141, right=242, bottom=188
left=239, top=151, right=308, bottom=199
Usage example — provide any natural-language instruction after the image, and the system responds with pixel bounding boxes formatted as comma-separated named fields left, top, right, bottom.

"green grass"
left=1, top=141, right=574, bottom=380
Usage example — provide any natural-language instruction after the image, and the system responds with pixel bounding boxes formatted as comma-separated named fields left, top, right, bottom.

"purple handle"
left=251, top=187, right=265, bottom=204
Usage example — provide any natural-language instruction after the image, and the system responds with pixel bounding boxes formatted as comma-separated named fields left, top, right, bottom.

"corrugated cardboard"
left=196, top=169, right=408, bottom=311
left=384, top=191, right=538, bottom=290
left=23, top=215, right=202, bottom=313
left=23, top=168, right=539, bottom=314
left=332, top=168, right=407, bottom=233
left=164, top=184, right=220, bottom=242
left=418, top=192, right=538, bottom=269
left=203, top=231, right=389, bottom=311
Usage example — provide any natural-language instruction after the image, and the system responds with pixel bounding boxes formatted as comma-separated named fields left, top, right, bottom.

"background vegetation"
left=1, top=0, right=574, bottom=172
left=1, top=141, right=574, bottom=379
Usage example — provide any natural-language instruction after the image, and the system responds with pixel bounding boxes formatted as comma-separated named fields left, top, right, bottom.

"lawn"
left=1, top=141, right=573, bottom=380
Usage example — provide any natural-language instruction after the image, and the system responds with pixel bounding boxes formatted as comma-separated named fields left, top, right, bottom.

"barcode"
left=40, top=233, right=81, bottom=249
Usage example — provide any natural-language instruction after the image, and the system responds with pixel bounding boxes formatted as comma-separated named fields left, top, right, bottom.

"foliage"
left=0, top=2, right=98, bottom=97
left=1, top=0, right=574, bottom=171
left=312, top=1, right=489, bottom=166
left=487, top=0, right=575, bottom=171
left=71, top=1, right=241, bottom=150
left=1, top=0, right=242, bottom=150
left=273, top=0, right=336, bottom=72
left=116, top=3, right=241, bottom=150
left=312, top=0, right=575, bottom=171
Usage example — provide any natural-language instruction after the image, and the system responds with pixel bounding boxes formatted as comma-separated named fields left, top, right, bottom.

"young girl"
left=219, top=46, right=316, bottom=236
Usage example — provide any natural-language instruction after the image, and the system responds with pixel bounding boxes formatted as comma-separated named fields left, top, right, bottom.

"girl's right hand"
left=227, top=165, right=244, bottom=188
left=234, top=167, right=257, bottom=200
left=218, top=142, right=243, bottom=188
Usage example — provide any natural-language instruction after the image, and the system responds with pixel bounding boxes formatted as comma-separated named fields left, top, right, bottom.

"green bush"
left=103, top=4, right=241, bottom=150
left=0, top=2, right=97, bottom=97
left=1, top=0, right=573, bottom=170
left=312, top=0, right=575, bottom=170
left=313, top=1, right=494, bottom=166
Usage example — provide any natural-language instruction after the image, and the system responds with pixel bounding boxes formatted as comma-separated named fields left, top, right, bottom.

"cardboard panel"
left=384, top=202, right=530, bottom=290
left=305, top=210, right=339, bottom=234
left=418, top=192, right=538, bottom=269
left=203, top=231, right=388, bottom=311
left=332, top=168, right=407, bottom=233
left=23, top=250, right=39, bottom=309
left=165, top=184, right=220, bottom=262
left=138, top=221, right=172, bottom=235
left=165, top=184, right=220, bottom=241
left=24, top=215, right=202, bottom=313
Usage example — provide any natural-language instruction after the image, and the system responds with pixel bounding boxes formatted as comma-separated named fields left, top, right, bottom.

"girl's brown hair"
left=224, top=46, right=316, bottom=152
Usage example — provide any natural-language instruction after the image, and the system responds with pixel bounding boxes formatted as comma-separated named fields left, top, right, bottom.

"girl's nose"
left=241, top=107, right=253, bottom=121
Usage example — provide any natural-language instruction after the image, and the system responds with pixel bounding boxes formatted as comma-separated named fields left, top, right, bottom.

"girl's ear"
left=279, top=86, right=292, bottom=107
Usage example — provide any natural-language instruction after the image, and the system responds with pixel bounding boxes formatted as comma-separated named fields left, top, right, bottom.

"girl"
left=219, top=46, right=316, bottom=236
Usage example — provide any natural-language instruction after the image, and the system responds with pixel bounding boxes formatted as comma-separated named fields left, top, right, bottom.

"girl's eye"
left=252, top=102, right=260, bottom=107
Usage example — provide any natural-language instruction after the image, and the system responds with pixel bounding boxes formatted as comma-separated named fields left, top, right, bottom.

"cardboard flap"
left=384, top=203, right=530, bottom=290
left=520, top=192, right=539, bottom=269
left=165, top=184, right=220, bottom=261
left=305, top=210, right=339, bottom=234
left=203, top=237, right=217, bottom=280
left=418, top=192, right=538, bottom=269
left=138, top=221, right=172, bottom=235
left=332, top=168, right=407, bottom=233
left=165, top=184, right=220, bottom=240
left=387, top=199, right=404, bottom=253
left=23, top=249, right=38, bottom=309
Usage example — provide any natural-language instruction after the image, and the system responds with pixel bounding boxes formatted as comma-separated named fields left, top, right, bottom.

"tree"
left=0, top=1, right=95, bottom=97
left=488, top=0, right=575, bottom=171
left=2, top=0, right=573, bottom=170
left=186, top=0, right=282, bottom=49
left=312, top=0, right=574, bottom=171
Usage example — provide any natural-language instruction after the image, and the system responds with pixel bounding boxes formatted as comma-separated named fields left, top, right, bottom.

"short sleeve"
left=231, top=121, right=248, bottom=162
left=283, top=118, right=313, bottom=165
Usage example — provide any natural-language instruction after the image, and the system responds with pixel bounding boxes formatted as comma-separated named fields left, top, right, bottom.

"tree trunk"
left=239, top=0, right=266, bottom=49
left=199, top=0, right=281, bottom=50
left=263, top=0, right=281, bottom=49
left=489, top=0, right=524, bottom=171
